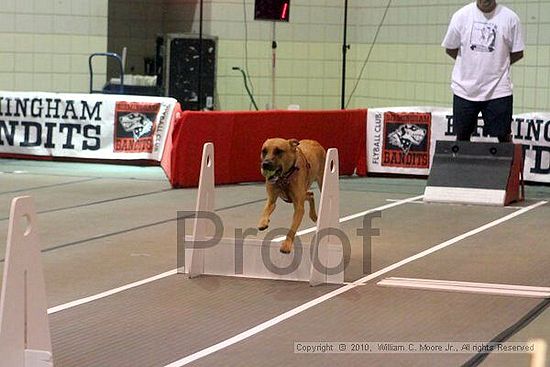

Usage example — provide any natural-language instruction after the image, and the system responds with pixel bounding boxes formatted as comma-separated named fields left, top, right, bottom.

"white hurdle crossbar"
left=182, top=142, right=344, bottom=285
left=0, top=197, right=53, bottom=367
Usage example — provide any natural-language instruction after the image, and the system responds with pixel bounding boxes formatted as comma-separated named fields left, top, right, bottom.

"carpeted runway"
left=0, top=158, right=548, bottom=367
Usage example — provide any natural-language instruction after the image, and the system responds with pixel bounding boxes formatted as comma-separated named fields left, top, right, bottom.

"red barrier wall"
left=167, top=109, right=367, bottom=188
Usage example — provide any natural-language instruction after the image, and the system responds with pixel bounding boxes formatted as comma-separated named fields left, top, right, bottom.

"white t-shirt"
left=442, top=2, right=524, bottom=101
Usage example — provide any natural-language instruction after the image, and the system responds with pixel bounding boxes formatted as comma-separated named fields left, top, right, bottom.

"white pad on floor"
left=183, top=143, right=344, bottom=285
left=377, top=277, right=550, bottom=298
left=0, top=197, right=53, bottom=367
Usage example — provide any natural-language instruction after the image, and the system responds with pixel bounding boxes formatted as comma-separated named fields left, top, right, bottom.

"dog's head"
left=260, top=138, right=299, bottom=182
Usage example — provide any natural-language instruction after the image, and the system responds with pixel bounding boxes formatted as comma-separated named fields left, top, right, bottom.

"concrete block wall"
left=1, top=0, right=549, bottom=114
left=0, top=0, right=108, bottom=93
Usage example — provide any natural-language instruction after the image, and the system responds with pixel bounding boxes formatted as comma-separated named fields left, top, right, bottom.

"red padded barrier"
left=167, top=109, right=367, bottom=188
left=159, top=103, right=181, bottom=181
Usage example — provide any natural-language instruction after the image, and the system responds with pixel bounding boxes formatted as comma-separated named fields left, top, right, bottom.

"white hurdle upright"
left=0, top=197, right=53, bottom=367
left=529, top=339, right=547, bottom=367
left=182, top=142, right=344, bottom=286
left=184, top=142, right=215, bottom=278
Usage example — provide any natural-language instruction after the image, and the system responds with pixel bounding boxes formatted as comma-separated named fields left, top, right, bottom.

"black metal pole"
left=341, top=0, right=349, bottom=110
left=198, top=0, right=203, bottom=110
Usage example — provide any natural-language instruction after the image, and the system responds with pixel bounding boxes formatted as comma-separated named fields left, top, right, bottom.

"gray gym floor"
left=0, top=158, right=548, bottom=367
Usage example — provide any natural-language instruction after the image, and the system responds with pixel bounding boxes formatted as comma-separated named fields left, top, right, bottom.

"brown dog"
left=258, top=138, right=326, bottom=253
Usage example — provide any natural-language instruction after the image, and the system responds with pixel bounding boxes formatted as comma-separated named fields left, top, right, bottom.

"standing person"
left=442, top=0, right=524, bottom=142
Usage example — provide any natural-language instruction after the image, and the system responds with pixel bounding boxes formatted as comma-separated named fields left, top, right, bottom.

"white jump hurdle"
left=181, top=142, right=344, bottom=286
left=0, top=197, right=53, bottom=367
left=530, top=339, right=547, bottom=367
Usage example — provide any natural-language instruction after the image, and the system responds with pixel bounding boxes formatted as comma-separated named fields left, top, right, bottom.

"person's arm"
left=510, top=51, right=524, bottom=65
left=446, top=48, right=459, bottom=60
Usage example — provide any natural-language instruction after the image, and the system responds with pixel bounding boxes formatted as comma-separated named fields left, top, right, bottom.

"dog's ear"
left=288, top=139, right=300, bottom=150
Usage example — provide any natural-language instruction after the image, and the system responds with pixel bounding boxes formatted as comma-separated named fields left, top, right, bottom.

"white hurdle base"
left=184, top=237, right=343, bottom=284
left=182, top=142, right=344, bottom=286
left=0, top=197, right=53, bottom=367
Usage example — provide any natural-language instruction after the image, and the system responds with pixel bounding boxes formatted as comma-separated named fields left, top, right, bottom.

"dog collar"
left=271, top=148, right=311, bottom=203
left=273, top=164, right=299, bottom=203
left=275, top=164, right=299, bottom=185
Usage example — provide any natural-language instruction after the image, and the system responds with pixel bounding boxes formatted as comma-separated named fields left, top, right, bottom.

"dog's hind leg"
left=316, top=166, right=324, bottom=192
left=306, top=191, right=317, bottom=222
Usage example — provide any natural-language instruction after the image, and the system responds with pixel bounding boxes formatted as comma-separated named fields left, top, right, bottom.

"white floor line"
left=162, top=284, right=357, bottom=367
left=162, top=199, right=547, bottom=367
left=339, top=194, right=424, bottom=222
left=46, top=195, right=421, bottom=314
left=47, top=270, right=177, bottom=314
left=385, top=198, right=424, bottom=204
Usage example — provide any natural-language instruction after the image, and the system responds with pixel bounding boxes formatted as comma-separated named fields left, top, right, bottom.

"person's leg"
left=481, top=95, right=513, bottom=142
left=498, top=133, right=512, bottom=143
left=453, top=94, right=482, bottom=141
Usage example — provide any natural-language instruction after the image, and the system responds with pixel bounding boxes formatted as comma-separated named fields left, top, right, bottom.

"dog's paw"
left=310, top=213, right=318, bottom=223
left=258, top=219, right=269, bottom=231
left=280, top=240, right=293, bottom=254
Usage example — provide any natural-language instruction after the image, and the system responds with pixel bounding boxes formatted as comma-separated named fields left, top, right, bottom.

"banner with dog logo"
left=0, top=91, right=178, bottom=161
left=114, top=101, right=161, bottom=153
left=381, top=112, right=431, bottom=169
left=367, top=107, right=449, bottom=176
left=367, top=107, right=550, bottom=183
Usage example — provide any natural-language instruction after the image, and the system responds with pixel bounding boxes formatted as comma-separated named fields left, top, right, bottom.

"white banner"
left=367, top=106, right=550, bottom=183
left=0, top=91, right=178, bottom=161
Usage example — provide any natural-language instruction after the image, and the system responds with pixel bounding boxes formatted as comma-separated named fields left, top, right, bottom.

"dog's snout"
left=262, top=161, right=274, bottom=170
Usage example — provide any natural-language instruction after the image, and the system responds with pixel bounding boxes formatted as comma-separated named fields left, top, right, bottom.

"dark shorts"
left=453, top=94, right=513, bottom=141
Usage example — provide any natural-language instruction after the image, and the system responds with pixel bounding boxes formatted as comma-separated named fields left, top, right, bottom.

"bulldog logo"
left=114, top=101, right=160, bottom=153
left=119, top=112, right=154, bottom=141
left=387, top=123, right=427, bottom=155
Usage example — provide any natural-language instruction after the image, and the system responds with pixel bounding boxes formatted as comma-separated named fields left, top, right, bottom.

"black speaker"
left=254, top=0, right=290, bottom=22
left=165, top=34, right=216, bottom=111
left=424, top=141, right=523, bottom=206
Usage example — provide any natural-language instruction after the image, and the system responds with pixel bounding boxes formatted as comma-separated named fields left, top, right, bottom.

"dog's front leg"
left=280, top=200, right=305, bottom=254
left=258, top=197, right=276, bottom=231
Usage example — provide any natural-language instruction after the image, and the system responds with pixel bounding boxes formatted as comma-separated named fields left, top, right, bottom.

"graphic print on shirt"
left=470, top=22, right=497, bottom=52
